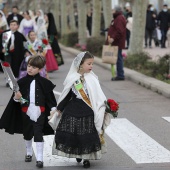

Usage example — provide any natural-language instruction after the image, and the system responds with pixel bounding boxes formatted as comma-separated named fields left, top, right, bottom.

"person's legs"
left=116, top=49, right=124, bottom=79
left=126, top=29, right=130, bottom=49
left=148, top=30, right=153, bottom=47
left=33, top=113, right=45, bottom=168
left=161, top=29, right=166, bottom=48
left=145, top=29, right=149, bottom=47
left=22, top=112, right=34, bottom=162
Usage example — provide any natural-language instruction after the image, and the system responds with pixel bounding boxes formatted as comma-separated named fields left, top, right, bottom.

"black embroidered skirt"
left=54, top=98, right=102, bottom=159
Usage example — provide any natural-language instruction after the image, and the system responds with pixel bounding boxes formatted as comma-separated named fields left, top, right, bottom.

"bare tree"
left=60, top=0, right=68, bottom=36
left=128, top=0, right=147, bottom=54
left=52, top=0, right=60, bottom=33
left=91, top=0, right=101, bottom=37
left=102, top=0, right=112, bottom=30
left=77, top=0, right=87, bottom=45
left=69, top=0, right=77, bottom=32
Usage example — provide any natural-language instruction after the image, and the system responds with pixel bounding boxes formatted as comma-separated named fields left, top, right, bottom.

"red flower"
left=2, top=62, right=10, bottom=67
left=105, top=99, right=119, bottom=118
left=42, top=39, right=48, bottom=45
left=38, top=46, right=42, bottom=49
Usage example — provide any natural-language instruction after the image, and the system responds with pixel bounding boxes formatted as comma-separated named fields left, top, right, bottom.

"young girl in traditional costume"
left=53, top=51, right=110, bottom=168
left=0, top=55, right=57, bottom=168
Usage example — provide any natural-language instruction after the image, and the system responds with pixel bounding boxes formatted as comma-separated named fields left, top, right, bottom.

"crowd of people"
left=0, top=5, right=114, bottom=169
left=0, top=6, right=64, bottom=86
left=123, top=3, right=170, bottom=49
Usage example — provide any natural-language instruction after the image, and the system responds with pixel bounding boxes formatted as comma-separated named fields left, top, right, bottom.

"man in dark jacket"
left=106, top=6, right=126, bottom=81
left=157, top=4, right=170, bottom=48
left=7, top=6, right=23, bottom=25
left=145, top=4, right=157, bottom=48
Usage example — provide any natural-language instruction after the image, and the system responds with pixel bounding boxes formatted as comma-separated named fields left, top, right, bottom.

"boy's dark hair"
left=12, top=6, right=18, bottom=9
left=9, top=20, right=19, bottom=25
left=28, top=55, right=46, bottom=69
left=80, top=51, right=94, bottom=65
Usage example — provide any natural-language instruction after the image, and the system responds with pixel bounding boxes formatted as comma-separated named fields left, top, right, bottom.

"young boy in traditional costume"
left=52, top=51, right=111, bottom=168
left=0, top=55, right=57, bottom=168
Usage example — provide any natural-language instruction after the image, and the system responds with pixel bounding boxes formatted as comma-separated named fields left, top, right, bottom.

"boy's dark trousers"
left=22, top=111, right=45, bottom=142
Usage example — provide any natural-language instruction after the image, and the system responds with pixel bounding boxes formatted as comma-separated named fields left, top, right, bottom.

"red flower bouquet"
left=37, top=39, right=49, bottom=52
left=105, top=99, right=119, bottom=118
left=42, top=39, right=48, bottom=45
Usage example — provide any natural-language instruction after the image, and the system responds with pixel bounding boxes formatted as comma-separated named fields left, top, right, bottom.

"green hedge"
left=86, top=36, right=105, bottom=57
left=60, top=32, right=78, bottom=47
left=124, top=52, right=170, bottom=83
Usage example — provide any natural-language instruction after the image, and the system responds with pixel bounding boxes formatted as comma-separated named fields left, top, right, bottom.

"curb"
left=59, top=44, right=170, bottom=99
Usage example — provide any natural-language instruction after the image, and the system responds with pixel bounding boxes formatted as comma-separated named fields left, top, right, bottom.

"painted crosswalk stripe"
left=162, top=117, right=170, bottom=123
left=32, top=135, right=77, bottom=167
left=53, top=90, right=61, bottom=96
left=105, top=118, right=170, bottom=163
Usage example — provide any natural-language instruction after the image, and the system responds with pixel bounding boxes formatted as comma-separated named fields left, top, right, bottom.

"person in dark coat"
left=7, top=6, right=23, bottom=25
left=0, top=55, right=57, bottom=168
left=47, top=12, right=64, bottom=66
left=0, top=20, right=26, bottom=81
left=106, top=6, right=126, bottom=81
left=157, top=4, right=170, bottom=48
left=145, top=4, right=157, bottom=48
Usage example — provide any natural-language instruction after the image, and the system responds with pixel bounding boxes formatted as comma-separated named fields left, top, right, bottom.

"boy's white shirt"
left=14, top=79, right=56, bottom=122
left=57, top=71, right=108, bottom=134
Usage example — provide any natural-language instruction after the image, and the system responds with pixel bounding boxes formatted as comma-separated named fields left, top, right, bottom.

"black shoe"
left=25, top=155, right=32, bottom=162
left=6, top=83, right=9, bottom=87
left=111, top=77, right=125, bottom=81
left=76, top=158, right=82, bottom=163
left=36, top=161, right=43, bottom=168
left=83, top=160, right=90, bottom=168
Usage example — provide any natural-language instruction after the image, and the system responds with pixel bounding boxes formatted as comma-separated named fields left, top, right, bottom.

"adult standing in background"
left=106, top=6, right=126, bottom=81
left=46, top=12, right=64, bottom=66
left=157, top=4, right=170, bottom=48
left=7, top=6, right=23, bottom=25
left=145, top=4, right=157, bottom=48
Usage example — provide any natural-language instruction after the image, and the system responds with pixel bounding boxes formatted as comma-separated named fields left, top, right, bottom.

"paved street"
left=1, top=50, right=170, bottom=170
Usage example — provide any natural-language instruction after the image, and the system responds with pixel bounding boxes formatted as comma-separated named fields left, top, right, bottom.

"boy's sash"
left=74, top=79, right=92, bottom=108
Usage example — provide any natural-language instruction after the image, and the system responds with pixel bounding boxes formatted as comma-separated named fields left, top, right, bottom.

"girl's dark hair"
left=25, top=10, right=30, bottom=15
left=80, top=51, right=94, bottom=65
left=28, top=55, right=46, bottom=69
left=28, top=30, right=35, bottom=38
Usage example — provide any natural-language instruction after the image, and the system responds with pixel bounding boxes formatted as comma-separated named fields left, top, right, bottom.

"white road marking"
left=162, top=117, right=170, bottom=123
left=105, top=118, right=170, bottom=163
left=32, top=135, right=77, bottom=167
left=53, top=90, right=61, bottom=96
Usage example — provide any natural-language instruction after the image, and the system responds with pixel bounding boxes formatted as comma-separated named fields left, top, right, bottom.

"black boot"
left=25, top=155, right=32, bottom=162
left=83, top=160, right=90, bottom=168
left=76, top=158, right=82, bottom=163
left=36, top=161, right=43, bottom=168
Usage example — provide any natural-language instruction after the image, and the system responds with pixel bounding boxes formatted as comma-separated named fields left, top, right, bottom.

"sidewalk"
left=123, top=46, right=170, bottom=61
left=59, top=44, right=170, bottom=99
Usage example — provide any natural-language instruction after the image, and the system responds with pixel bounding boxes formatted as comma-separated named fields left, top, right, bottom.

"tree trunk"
left=92, top=0, right=101, bottom=37
left=77, top=0, right=87, bottom=45
left=52, top=0, right=60, bottom=33
left=60, top=0, right=68, bottom=36
left=158, top=0, right=164, bottom=12
left=102, top=0, right=112, bottom=29
left=69, top=0, right=77, bottom=32
left=128, top=0, right=147, bottom=54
